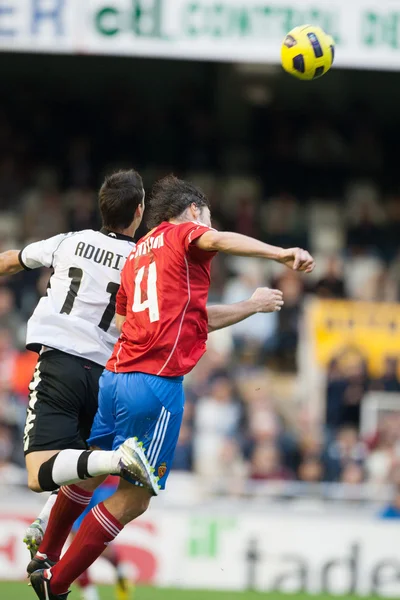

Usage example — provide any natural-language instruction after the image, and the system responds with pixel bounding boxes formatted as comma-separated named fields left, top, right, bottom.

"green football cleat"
left=24, top=519, right=45, bottom=559
left=115, top=437, right=161, bottom=496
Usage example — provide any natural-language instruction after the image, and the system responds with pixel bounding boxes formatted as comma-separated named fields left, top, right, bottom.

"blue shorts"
left=72, top=484, right=117, bottom=532
left=88, top=371, right=184, bottom=490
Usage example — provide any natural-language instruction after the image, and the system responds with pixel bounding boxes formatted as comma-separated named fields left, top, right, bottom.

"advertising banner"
left=1, top=501, right=400, bottom=596
left=2, top=0, right=400, bottom=70
left=306, top=298, right=400, bottom=377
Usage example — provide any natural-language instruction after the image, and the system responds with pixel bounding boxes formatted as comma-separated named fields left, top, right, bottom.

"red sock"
left=76, top=569, right=91, bottom=589
left=38, top=485, right=92, bottom=562
left=48, top=502, right=123, bottom=595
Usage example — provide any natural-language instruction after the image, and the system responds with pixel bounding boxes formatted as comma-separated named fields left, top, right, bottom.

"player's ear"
left=135, top=203, right=144, bottom=219
left=189, top=203, right=199, bottom=220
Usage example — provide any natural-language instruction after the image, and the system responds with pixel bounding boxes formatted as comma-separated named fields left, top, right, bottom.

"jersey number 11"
left=60, top=267, right=120, bottom=332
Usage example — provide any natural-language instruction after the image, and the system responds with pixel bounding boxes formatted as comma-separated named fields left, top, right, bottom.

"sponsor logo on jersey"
left=158, top=462, right=167, bottom=479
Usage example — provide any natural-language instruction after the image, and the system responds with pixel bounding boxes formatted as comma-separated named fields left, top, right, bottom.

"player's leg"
left=30, top=368, right=153, bottom=571
left=23, top=351, right=98, bottom=561
left=23, top=351, right=103, bottom=492
left=30, top=372, right=184, bottom=598
left=28, top=475, right=106, bottom=574
left=24, top=490, right=58, bottom=556
left=78, top=481, right=132, bottom=600
left=31, top=481, right=151, bottom=598
left=81, top=479, right=132, bottom=600
left=34, top=370, right=159, bottom=494
left=67, top=484, right=114, bottom=600
left=23, top=351, right=108, bottom=570
left=27, top=356, right=112, bottom=562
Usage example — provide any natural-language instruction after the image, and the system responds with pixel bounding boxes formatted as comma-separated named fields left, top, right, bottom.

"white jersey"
left=20, top=229, right=135, bottom=366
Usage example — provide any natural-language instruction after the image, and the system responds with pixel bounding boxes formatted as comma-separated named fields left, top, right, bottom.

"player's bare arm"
left=0, top=249, right=23, bottom=276
left=195, top=230, right=315, bottom=273
left=116, top=313, right=126, bottom=331
left=207, top=287, right=284, bottom=333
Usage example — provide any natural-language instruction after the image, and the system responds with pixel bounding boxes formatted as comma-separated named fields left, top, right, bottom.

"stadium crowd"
left=1, top=81, right=400, bottom=496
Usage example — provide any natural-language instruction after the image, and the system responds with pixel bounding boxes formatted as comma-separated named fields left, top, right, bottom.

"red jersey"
left=106, top=221, right=216, bottom=377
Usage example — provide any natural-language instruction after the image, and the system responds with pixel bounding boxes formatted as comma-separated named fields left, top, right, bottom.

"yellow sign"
left=308, top=299, right=400, bottom=376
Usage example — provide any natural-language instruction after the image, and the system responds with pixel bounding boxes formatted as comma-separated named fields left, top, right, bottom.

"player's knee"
left=118, top=494, right=151, bottom=525
left=27, top=471, right=43, bottom=493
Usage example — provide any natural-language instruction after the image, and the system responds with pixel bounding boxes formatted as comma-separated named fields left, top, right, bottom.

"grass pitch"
left=0, top=582, right=383, bottom=600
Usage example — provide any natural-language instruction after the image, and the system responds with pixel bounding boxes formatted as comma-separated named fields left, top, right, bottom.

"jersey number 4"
left=60, top=267, right=120, bottom=332
left=132, top=263, right=160, bottom=323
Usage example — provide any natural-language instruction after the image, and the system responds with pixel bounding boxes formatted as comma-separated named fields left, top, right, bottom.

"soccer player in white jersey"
left=0, top=169, right=284, bottom=588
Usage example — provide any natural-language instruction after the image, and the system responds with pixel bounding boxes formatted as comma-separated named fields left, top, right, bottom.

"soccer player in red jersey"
left=30, top=176, right=314, bottom=599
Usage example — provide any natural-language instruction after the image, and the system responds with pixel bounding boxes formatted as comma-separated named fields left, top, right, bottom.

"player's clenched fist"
left=278, top=247, right=315, bottom=273
left=250, top=287, right=284, bottom=313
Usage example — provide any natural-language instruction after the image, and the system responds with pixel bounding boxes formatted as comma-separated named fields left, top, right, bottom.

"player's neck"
left=120, top=223, right=137, bottom=238
left=107, top=223, right=137, bottom=239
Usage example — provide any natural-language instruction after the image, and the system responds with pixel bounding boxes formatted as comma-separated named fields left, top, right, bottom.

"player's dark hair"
left=147, top=175, right=210, bottom=229
left=99, top=169, right=144, bottom=231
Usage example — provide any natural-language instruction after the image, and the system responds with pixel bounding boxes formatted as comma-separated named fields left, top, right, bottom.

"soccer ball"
left=281, top=25, right=335, bottom=81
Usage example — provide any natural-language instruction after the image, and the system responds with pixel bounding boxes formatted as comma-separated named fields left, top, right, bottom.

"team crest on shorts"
left=158, top=462, right=167, bottom=478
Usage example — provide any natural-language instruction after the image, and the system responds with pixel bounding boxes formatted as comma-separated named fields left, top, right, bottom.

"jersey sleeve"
left=19, top=233, right=73, bottom=270
left=177, top=222, right=215, bottom=253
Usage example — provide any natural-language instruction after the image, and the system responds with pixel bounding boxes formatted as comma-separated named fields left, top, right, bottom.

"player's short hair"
left=99, top=169, right=144, bottom=230
left=147, top=175, right=210, bottom=229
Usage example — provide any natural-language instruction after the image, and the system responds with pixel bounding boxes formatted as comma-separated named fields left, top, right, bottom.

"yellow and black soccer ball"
left=281, top=25, right=335, bottom=80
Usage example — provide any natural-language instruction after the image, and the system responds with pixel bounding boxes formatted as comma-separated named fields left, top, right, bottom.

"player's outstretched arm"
left=0, top=249, right=23, bottom=276
left=207, top=287, right=284, bottom=333
left=196, top=231, right=315, bottom=273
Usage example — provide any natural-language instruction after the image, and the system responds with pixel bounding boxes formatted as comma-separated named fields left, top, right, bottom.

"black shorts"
left=23, top=350, right=103, bottom=455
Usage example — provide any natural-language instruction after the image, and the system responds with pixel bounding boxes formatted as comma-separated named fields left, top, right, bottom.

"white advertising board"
left=2, top=0, right=400, bottom=70
left=1, top=502, right=400, bottom=596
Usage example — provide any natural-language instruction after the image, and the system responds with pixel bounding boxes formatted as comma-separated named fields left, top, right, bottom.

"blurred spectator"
left=340, top=462, right=365, bottom=485
left=66, top=187, right=99, bottom=231
left=21, top=171, right=67, bottom=240
left=379, top=485, right=400, bottom=519
left=0, top=422, right=25, bottom=484
left=314, top=257, right=345, bottom=299
left=222, top=259, right=278, bottom=356
left=0, top=286, right=25, bottom=348
left=366, top=414, right=400, bottom=484
left=171, top=423, right=193, bottom=472
left=324, top=425, right=367, bottom=482
left=249, top=443, right=293, bottom=481
left=298, top=457, right=323, bottom=483
left=194, top=375, right=242, bottom=477
left=326, top=354, right=368, bottom=430
left=212, top=438, right=248, bottom=495
left=346, top=203, right=382, bottom=253
left=370, top=358, right=400, bottom=393
left=260, top=192, right=305, bottom=248
left=273, top=270, right=304, bottom=368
